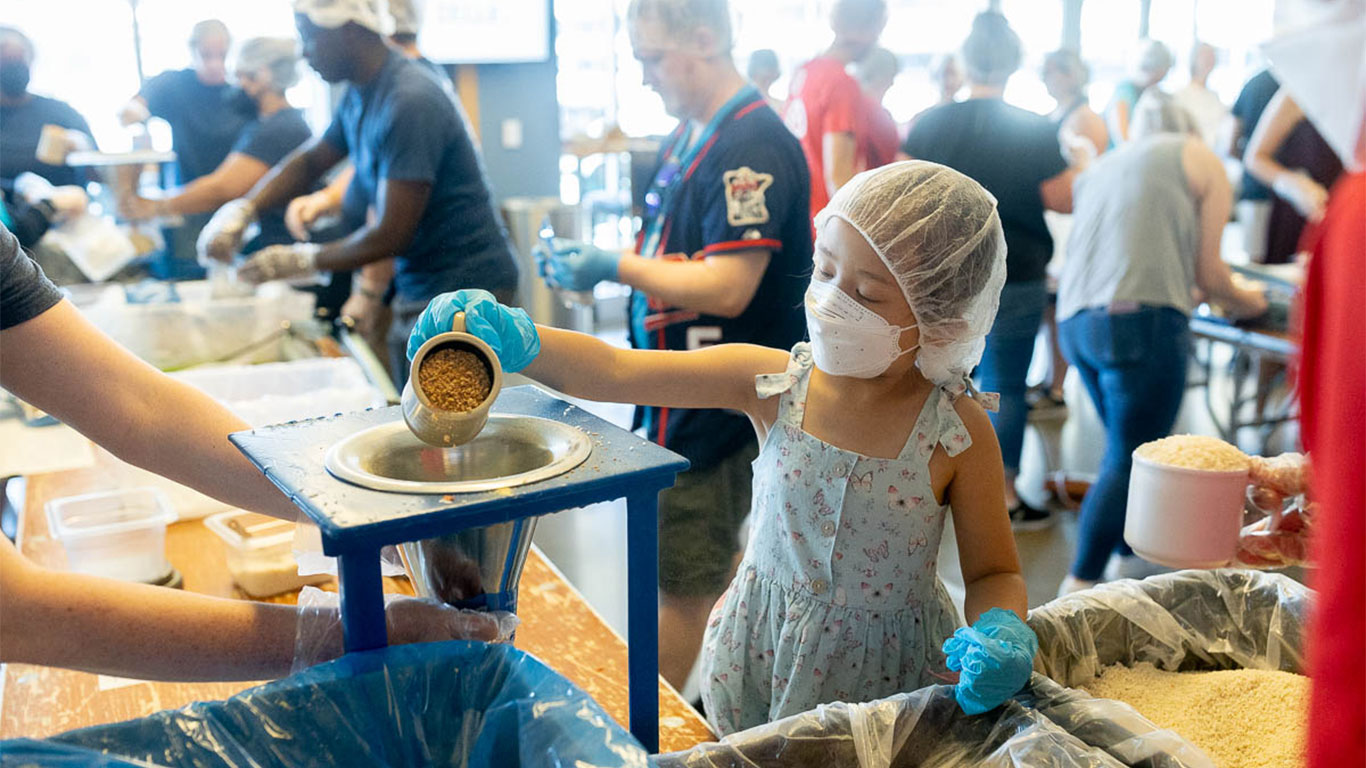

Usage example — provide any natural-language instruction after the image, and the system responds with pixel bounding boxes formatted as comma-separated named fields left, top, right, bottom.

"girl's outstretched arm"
left=526, top=326, right=788, bottom=420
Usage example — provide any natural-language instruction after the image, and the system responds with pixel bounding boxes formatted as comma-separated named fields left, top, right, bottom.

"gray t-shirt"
left=1, top=223, right=62, bottom=331
left=1058, top=134, right=1199, bottom=322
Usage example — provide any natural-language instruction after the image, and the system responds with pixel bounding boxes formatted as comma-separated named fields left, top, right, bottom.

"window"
left=2, top=0, right=332, bottom=153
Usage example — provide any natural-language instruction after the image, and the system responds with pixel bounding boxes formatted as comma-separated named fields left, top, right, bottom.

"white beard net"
left=813, top=161, right=1007, bottom=391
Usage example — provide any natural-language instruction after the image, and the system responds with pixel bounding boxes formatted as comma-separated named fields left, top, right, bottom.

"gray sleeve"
left=0, top=224, right=63, bottom=331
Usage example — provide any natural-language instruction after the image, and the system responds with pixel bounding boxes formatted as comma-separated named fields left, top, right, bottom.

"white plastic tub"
left=1124, top=453, right=1249, bottom=568
left=46, top=488, right=175, bottom=583
left=205, top=511, right=330, bottom=597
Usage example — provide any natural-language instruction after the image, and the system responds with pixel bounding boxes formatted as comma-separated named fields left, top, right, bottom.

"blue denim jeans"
left=1059, top=306, right=1191, bottom=580
left=977, top=280, right=1047, bottom=473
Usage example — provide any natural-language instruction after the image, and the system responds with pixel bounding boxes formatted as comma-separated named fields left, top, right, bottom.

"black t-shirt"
left=1231, top=70, right=1281, bottom=202
left=231, top=107, right=313, bottom=254
left=631, top=86, right=813, bottom=470
left=902, top=99, right=1068, bottom=284
left=0, top=94, right=95, bottom=188
left=0, top=223, right=62, bottom=331
left=142, top=68, right=252, bottom=184
left=321, top=52, right=518, bottom=305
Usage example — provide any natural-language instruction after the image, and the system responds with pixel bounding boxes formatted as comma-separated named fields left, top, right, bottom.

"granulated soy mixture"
left=1080, top=661, right=1306, bottom=768
left=418, top=348, right=491, bottom=412
left=1135, top=434, right=1251, bottom=472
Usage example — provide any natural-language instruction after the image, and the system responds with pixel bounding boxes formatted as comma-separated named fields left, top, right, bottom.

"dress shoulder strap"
left=901, top=386, right=975, bottom=461
left=755, top=343, right=814, bottom=428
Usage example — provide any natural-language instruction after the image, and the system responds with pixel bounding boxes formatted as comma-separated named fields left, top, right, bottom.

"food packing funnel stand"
left=229, top=386, right=688, bottom=753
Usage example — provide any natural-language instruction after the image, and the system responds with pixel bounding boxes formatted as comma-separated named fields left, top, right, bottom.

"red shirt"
left=784, top=56, right=863, bottom=218
left=857, top=95, right=900, bottom=172
left=1301, top=171, right=1365, bottom=768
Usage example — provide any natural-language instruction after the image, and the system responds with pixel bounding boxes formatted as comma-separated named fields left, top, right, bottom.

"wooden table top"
left=1, top=456, right=714, bottom=754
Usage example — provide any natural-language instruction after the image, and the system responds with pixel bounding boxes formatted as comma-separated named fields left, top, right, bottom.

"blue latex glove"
left=942, top=607, right=1038, bottom=715
left=536, top=238, right=620, bottom=292
left=406, top=289, right=541, bottom=373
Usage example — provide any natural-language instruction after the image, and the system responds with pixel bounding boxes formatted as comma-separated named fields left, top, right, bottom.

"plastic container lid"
left=46, top=487, right=176, bottom=541
left=204, top=510, right=295, bottom=552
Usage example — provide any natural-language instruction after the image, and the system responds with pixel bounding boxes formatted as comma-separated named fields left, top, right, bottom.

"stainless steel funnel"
left=398, top=517, right=538, bottom=612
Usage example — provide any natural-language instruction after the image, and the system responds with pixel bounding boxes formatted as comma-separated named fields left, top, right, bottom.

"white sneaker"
left=1057, top=574, right=1100, bottom=598
left=1106, top=554, right=1171, bottom=582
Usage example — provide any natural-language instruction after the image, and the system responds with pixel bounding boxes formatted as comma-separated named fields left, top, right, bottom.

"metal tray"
left=324, top=414, right=592, bottom=494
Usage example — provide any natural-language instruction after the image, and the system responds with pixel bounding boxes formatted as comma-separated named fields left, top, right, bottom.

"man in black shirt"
left=0, top=26, right=96, bottom=190
left=902, top=11, right=1075, bottom=531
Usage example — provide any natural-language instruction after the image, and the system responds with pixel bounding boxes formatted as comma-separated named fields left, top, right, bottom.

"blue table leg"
left=337, top=548, right=388, bottom=653
left=625, top=491, right=660, bottom=753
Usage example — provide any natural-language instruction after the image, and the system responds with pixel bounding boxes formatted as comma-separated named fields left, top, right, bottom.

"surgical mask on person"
left=805, top=279, right=918, bottom=378
left=0, top=61, right=30, bottom=97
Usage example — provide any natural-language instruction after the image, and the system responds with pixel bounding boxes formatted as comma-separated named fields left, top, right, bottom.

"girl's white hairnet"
left=814, top=161, right=1007, bottom=390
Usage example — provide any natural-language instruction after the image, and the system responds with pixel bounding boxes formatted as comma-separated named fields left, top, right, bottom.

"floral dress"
left=699, top=343, right=968, bottom=735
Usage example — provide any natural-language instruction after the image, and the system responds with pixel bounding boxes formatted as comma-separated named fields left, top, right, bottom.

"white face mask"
left=805, top=280, right=917, bottom=378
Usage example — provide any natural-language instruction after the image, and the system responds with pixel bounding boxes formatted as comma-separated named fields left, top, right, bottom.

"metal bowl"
left=324, top=414, right=592, bottom=494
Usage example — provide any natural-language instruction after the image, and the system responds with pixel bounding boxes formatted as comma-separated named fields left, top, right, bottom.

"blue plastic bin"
left=0, top=642, right=648, bottom=768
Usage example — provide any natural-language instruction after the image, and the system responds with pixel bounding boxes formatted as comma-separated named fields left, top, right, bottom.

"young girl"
left=409, top=161, right=1036, bottom=734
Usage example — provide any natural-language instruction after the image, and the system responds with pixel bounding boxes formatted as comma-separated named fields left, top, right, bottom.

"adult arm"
left=118, top=95, right=150, bottom=126
left=1039, top=168, right=1077, bottom=213
left=136, top=153, right=270, bottom=218
left=309, top=178, right=429, bottom=272
left=824, top=131, right=858, bottom=196
left=287, top=166, right=354, bottom=241
left=1109, top=99, right=1132, bottom=144
left=1072, top=109, right=1109, bottom=158
left=0, top=538, right=299, bottom=680
left=245, top=138, right=346, bottom=213
left=0, top=301, right=301, bottom=520
left=1183, top=137, right=1268, bottom=318
left=616, top=249, right=771, bottom=319
left=1243, top=90, right=1329, bottom=222
left=948, top=400, right=1028, bottom=624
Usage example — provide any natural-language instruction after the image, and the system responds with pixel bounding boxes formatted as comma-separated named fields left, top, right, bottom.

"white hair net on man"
left=236, top=37, right=301, bottom=91
left=814, top=161, right=1007, bottom=391
left=293, top=0, right=394, bottom=37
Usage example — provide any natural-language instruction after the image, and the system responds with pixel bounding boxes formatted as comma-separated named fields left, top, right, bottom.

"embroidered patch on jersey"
left=723, top=166, right=774, bottom=227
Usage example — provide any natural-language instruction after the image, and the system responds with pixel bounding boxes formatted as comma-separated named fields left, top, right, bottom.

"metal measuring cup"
left=401, top=312, right=504, bottom=447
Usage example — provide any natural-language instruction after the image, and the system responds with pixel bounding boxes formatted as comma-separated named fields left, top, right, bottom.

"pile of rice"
left=1080, top=661, right=1307, bottom=768
left=1134, top=434, right=1251, bottom=472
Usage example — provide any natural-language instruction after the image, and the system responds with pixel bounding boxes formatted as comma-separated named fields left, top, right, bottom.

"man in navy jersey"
left=541, top=0, right=812, bottom=691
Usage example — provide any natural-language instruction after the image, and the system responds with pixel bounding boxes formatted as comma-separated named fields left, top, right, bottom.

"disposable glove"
left=198, top=198, right=258, bottom=264
left=292, top=586, right=519, bottom=674
left=406, top=288, right=541, bottom=373
left=942, top=607, right=1038, bottom=715
left=237, top=242, right=321, bottom=284
left=285, top=189, right=338, bottom=242
left=1237, top=453, right=1313, bottom=568
left=537, top=237, right=621, bottom=292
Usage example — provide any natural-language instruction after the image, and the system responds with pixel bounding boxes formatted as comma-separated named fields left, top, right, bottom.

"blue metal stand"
left=230, top=387, right=687, bottom=753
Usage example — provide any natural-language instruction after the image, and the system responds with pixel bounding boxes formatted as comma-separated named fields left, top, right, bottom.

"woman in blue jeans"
left=1056, top=92, right=1267, bottom=594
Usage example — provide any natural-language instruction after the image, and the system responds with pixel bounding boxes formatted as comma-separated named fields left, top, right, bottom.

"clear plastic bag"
left=7, top=642, right=649, bottom=768
left=655, top=570, right=1309, bottom=768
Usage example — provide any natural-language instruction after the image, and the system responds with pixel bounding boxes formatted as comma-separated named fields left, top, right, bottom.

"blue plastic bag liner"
left=3, top=642, right=649, bottom=768
left=0, top=741, right=162, bottom=767
left=655, top=570, right=1308, bottom=768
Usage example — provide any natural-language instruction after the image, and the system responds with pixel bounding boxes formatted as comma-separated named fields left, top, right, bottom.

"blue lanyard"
left=639, top=84, right=759, bottom=259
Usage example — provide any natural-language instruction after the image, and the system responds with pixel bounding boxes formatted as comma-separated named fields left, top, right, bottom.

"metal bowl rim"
left=323, top=414, right=592, bottom=494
